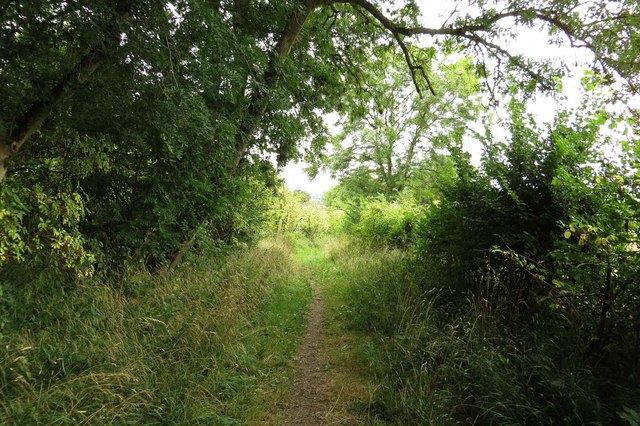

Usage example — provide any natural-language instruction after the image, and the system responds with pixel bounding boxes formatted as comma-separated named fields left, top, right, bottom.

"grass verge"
left=322, top=237, right=610, bottom=425
left=0, top=236, right=311, bottom=424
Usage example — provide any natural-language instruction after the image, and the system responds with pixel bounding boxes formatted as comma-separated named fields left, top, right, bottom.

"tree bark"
left=167, top=229, right=198, bottom=273
left=0, top=45, right=108, bottom=177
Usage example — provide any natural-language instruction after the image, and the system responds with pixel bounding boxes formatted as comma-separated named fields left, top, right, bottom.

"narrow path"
left=270, top=240, right=367, bottom=426
left=280, top=282, right=332, bottom=425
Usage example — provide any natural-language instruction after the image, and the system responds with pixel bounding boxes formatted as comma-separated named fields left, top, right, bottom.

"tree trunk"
left=597, top=260, right=614, bottom=343
left=0, top=141, right=10, bottom=183
left=167, top=230, right=198, bottom=273
left=229, top=0, right=327, bottom=176
left=587, top=260, right=614, bottom=360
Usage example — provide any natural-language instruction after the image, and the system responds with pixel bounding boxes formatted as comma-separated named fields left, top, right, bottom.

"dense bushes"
left=326, top=96, right=640, bottom=421
left=344, top=98, right=639, bottom=362
left=417, top=102, right=640, bottom=385
left=0, top=0, right=341, bottom=277
left=269, top=189, right=344, bottom=240
left=354, top=197, right=422, bottom=248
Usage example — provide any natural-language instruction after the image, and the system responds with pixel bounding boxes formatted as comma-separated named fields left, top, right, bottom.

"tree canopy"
left=0, top=0, right=638, bottom=271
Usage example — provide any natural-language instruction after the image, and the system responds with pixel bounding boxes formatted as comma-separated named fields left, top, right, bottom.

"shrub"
left=354, top=197, right=423, bottom=249
left=269, top=189, right=343, bottom=240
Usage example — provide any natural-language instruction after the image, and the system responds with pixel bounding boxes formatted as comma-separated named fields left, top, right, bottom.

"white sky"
left=281, top=162, right=338, bottom=199
left=280, top=0, right=624, bottom=197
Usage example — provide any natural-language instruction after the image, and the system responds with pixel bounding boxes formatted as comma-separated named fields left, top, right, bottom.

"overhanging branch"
left=332, top=0, right=630, bottom=95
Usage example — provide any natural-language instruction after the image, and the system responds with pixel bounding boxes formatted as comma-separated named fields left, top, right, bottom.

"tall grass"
left=0, top=237, right=311, bottom=424
left=324, top=238, right=609, bottom=425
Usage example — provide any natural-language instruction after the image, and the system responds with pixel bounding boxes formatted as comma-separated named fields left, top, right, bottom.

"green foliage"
left=323, top=54, right=481, bottom=200
left=0, top=184, right=94, bottom=275
left=415, top=94, right=631, bottom=298
left=319, top=75, right=640, bottom=422
left=0, top=0, right=344, bottom=274
left=354, top=197, right=423, bottom=249
left=292, top=189, right=312, bottom=203
left=1, top=1, right=639, bottom=422
left=1, top=0, right=638, bottom=276
left=269, top=188, right=343, bottom=240
left=403, top=93, right=640, bottom=412
left=620, top=407, right=640, bottom=426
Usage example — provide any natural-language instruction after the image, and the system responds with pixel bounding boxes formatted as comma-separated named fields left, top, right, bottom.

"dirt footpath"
left=280, top=283, right=333, bottom=425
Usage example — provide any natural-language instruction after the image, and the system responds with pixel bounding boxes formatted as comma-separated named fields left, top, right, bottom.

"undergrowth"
left=0, top=236, right=311, bottom=424
left=324, top=237, right=619, bottom=425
